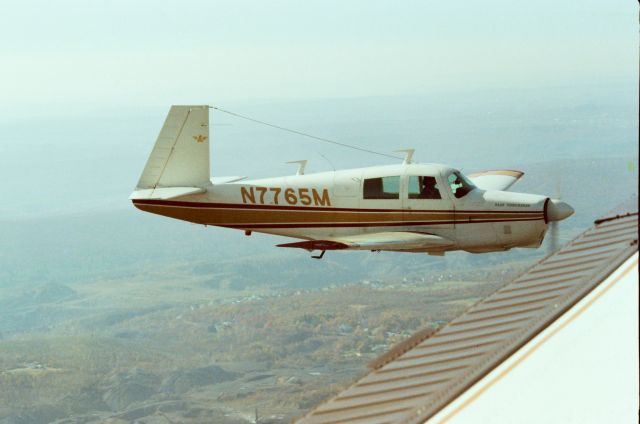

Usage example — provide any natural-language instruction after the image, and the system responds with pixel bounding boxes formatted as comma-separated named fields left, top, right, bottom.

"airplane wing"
left=277, top=232, right=455, bottom=252
left=468, top=169, right=524, bottom=191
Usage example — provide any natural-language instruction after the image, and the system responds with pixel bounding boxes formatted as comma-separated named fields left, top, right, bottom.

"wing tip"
left=468, top=169, right=524, bottom=178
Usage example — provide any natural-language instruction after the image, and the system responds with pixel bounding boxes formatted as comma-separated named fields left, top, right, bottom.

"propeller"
left=545, top=176, right=574, bottom=254
left=548, top=217, right=559, bottom=254
left=549, top=178, right=561, bottom=254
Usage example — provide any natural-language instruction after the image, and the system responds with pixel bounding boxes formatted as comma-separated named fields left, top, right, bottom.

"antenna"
left=394, top=149, right=415, bottom=165
left=210, top=105, right=403, bottom=160
left=286, top=160, right=307, bottom=175
left=318, top=153, right=336, bottom=171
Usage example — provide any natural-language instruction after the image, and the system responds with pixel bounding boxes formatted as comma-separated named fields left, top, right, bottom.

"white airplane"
left=131, top=105, right=574, bottom=259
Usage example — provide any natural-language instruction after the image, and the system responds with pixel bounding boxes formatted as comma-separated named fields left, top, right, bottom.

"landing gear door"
left=404, top=174, right=454, bottom=229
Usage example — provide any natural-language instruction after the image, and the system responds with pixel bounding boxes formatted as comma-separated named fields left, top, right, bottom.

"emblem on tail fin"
left=193, top=134, right=207, bottom=143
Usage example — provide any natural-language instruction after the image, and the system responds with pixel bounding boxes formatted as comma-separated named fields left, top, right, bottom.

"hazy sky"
left=0, top=0, right=637, bottom=118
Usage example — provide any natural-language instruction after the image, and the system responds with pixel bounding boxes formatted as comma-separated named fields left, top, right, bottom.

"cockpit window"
left=363, top=176, right=400, bottom=199
left=448, top=171, right=476, bottom=198
left=408, top=176, right=442, bottom=199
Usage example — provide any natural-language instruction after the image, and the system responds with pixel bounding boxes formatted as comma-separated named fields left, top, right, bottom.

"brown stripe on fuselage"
left=132, top=199, right=543, bottom=228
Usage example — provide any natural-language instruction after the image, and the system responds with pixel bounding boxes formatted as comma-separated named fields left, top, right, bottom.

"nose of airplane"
left=545, top=199, right=575, bottom=222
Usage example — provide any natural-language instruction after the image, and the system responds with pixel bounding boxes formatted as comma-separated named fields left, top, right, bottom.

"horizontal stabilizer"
left=468, top=169, right=524, bottom=191
left=278, top=232, right=454, bottom=252
left=211, top=176, right=247, bottom=185
left=129, top=187, right=205, bottom=200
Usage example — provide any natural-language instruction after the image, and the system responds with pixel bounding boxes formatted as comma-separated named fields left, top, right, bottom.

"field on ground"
left=0, top=260, right=532, bottom=423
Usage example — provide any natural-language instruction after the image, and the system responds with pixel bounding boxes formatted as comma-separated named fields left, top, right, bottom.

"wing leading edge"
left=468, top=169, right=524, bottom=191
left=277, top=232, right=454, bottom=252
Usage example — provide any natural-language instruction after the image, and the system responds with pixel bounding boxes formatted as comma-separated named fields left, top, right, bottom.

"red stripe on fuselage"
left=216, top=217, right=543, bottom=230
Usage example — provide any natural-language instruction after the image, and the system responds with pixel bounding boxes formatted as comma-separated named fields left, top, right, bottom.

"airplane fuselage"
left=133, top=163, right=549, bottom=254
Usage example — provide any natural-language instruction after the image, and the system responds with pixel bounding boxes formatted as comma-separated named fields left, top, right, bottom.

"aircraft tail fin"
left=136, top=105, right=210, bottom=189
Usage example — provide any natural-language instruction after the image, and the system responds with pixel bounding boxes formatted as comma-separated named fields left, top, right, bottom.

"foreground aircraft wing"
left=277, top=232, right=455, bottom=252
left=468, top=169, right=524, bottom=191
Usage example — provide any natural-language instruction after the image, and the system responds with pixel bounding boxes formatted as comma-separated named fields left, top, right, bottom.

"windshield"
left=447, top=171, right=476, bottom=198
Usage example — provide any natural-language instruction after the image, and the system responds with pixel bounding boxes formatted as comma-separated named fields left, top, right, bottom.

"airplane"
left=130, top=105, right=574, bottom=259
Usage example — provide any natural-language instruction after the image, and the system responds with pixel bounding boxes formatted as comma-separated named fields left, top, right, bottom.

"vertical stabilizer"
left=136, top=105, right=210, bottom=189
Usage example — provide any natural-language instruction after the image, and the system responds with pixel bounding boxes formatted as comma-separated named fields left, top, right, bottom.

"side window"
left=363, top=176, right=400, bottom=199
left=408, top=176, right=442, bottom=199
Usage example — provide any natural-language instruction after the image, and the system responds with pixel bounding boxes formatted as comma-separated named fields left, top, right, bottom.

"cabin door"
left=404, top=174, right=454, bottom=229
